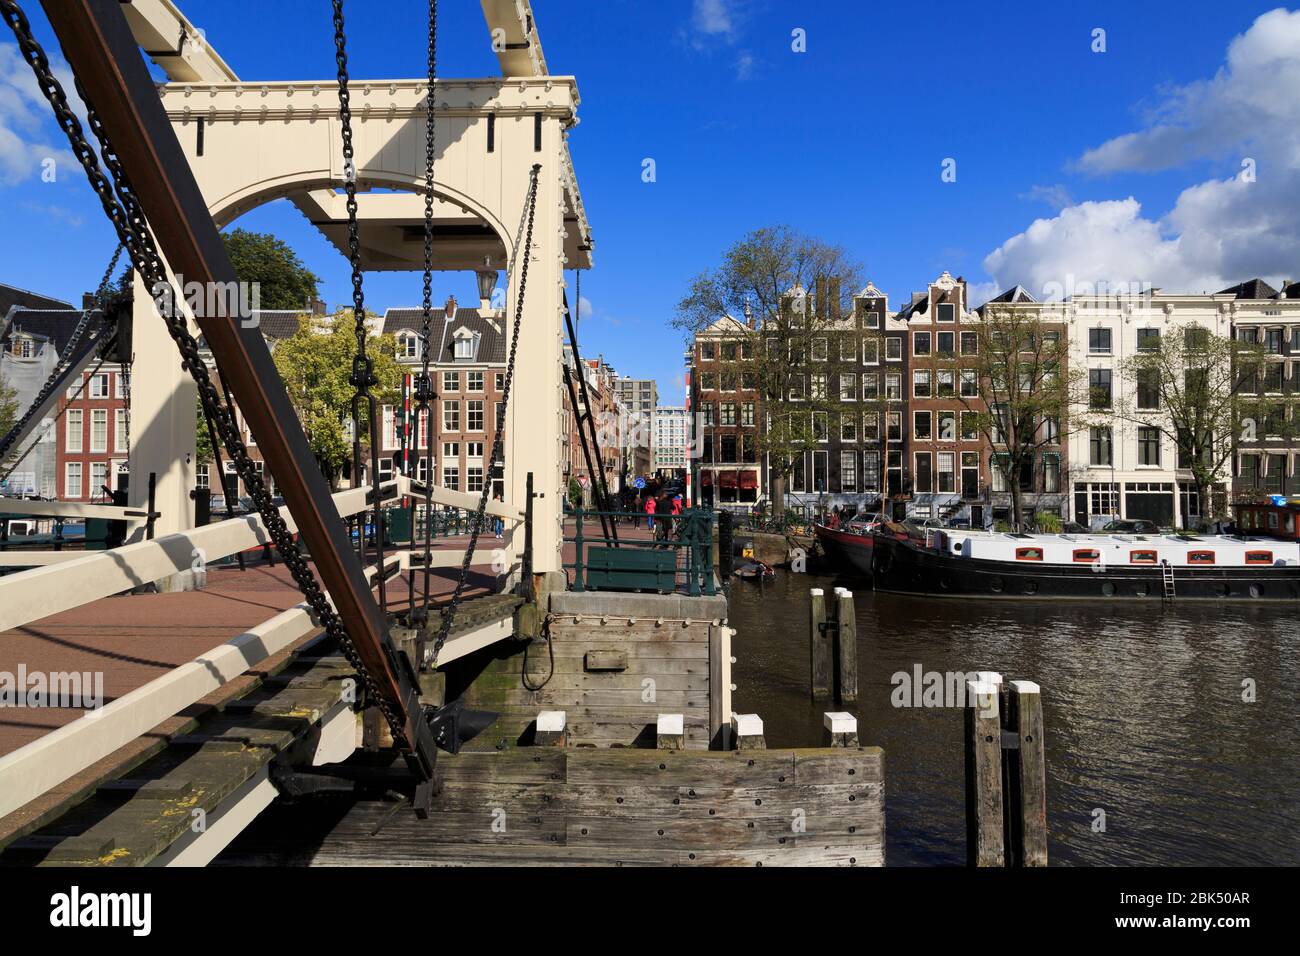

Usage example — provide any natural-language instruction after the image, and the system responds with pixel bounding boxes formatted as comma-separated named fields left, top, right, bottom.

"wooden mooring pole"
left=964, top=673, right=1049, bottom=867
left=964, top=675, right=1005, bottom=867
left=809, top=588, right=831, bottom=700
left=835, top=587, right=857, bottom=705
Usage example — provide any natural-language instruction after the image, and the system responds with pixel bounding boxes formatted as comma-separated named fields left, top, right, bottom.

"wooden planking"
left=218, top=747, right=884, bottom=867
left=460, top=614, right=715, bottom=750
left=0, top=657, right=355, bottom=867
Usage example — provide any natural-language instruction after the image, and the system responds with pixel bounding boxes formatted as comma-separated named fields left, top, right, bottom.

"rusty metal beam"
left=39, top=0, right=436, bottom=774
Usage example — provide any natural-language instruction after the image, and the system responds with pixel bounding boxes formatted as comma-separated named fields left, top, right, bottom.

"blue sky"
left=4, top=1, right=1299, bottom=404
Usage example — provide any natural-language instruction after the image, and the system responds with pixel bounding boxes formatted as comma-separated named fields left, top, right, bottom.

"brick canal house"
left=1221, top=278, right=1300, bottom=502
left=692, top=311, right=762, bottom=508
left=898, top=272, right=1000, bottom=526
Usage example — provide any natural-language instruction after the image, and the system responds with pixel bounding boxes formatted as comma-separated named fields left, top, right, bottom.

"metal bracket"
left=1000, top=730, right=1021, bottom=750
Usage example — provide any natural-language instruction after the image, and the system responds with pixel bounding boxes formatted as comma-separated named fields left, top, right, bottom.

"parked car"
left=1099, top=519, right=1160, bottom=535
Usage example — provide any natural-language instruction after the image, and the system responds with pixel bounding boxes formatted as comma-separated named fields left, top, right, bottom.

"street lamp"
left=476, top=255, right=498, bottom=311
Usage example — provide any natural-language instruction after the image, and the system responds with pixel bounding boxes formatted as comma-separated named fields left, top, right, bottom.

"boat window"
left=1073, top=548, right=1100, bottom=563
left=1187, top=550, right=1215, bottom=565
left=1268, top=512, right=1279, bottom=530
left=1015, top=547, right=1043, bottom=561
left=1245, top=550, right=1274, bottom=565
left=1129, top=550, right=1157, bottom=564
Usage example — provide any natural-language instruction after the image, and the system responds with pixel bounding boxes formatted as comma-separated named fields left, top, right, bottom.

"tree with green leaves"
left=1117, top=326, right=1266, bottom=525
left=674, top=226, right=863, bottom=511
left=0, top=372, right=18, bottom=443
left=271, top=312, right=402, bottom=488
left=944, top=306, right=1086, bottom=531
left=222, top=228, right=321, bottom=311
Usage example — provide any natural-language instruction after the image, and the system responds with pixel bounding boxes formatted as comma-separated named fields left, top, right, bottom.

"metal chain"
left=415, top=0, right=439, bottom=612
left=0, top=243, right=122, bottom=462
left=331, top=0, right=388, bottom=610
left=430, top=163, right=541, bottom=666
left=0, top=0, right=408, bottom=745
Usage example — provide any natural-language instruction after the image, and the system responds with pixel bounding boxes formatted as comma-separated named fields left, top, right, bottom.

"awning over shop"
left=739, top=470, right=759, bottom=490
left=719, top=470, right=738, bottom=489
left=701, top=470, right=713, bottom=488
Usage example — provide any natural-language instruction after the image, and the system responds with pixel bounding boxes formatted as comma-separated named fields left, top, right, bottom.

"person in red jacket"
left=644, top=494, right=656, bottom=532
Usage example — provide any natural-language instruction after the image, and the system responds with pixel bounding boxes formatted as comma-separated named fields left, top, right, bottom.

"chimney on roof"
left=82, top=292, right=95, bottom=310
left=444, top=295, right=457, bottom=322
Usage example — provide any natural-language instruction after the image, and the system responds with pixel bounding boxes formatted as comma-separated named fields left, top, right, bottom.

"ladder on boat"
left=1161, top=560, right=1176, bottom=602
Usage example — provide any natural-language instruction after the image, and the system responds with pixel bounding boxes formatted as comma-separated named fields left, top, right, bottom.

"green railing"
left=564, top=507, right=716, bottom=596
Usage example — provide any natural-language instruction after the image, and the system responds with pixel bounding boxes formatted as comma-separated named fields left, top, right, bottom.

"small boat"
left=733, top=557, right=775, bottom=581
left=814, top=515, right=911, bottom=578
left=871, top=528, right=1300, bottom=601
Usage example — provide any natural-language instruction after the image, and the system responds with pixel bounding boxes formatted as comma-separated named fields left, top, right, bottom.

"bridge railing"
left=0, top=474, right=534, bottom=822
left=564, top=507, right=717, bottom=596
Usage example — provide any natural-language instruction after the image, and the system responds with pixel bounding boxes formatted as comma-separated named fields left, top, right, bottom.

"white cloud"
left=983, top=9, right=1300, bottom=298
left=735, top=52, right=755, bottom=81
left=1018, top=184, right=1073, bottom=211
left=0, top=42, right=82, bottom=186
left=692, top=0, right=737, bottom=39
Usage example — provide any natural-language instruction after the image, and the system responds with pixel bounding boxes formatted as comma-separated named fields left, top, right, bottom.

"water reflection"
left=726, top=568, right=1300, bottom=866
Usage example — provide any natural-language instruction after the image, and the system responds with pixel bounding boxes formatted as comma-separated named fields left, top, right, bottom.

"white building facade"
left=1066, top=293, right=1232, bottom=529
left=653, top=406, right=689, bottom=475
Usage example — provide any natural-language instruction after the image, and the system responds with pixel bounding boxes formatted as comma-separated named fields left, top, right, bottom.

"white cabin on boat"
left=931, top=531, right=1300, bottom=569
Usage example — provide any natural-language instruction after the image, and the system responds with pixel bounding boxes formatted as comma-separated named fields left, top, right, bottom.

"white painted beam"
left=0, top=481, right=397, bottom=633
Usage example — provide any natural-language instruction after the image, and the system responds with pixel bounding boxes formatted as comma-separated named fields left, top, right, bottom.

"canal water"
left=727, top=566, right=1300, bottom=866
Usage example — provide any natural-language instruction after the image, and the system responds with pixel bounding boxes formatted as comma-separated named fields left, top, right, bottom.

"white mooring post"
left=656, top=713, right=685, bottom=750
left=535, top=710, right=567, bottom=747
left=731, top=713, right=766, bottom=751
left=822, top=711, right=859, bottom=747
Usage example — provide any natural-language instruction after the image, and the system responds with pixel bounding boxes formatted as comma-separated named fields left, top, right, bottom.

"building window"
left=400, top=335, right=418, bottom=358
left=453, top=336, right=474, bottom=360
left=91, top=409, right=108, bottom=453
left=961, top=411, right=979, bottom=441
left=840, top=337, right=857, bottom=363
left=467, top=371, right=484, bottom=391
left=810, top=374, right=827, bottom=399
left=938, top=411, right=957, bottom=442
left=914, top=410, right=932, bottom=440
left=196, top=464, right=210, bottom=491
left=1137, top=369, right=1160, bottom=410
left=702, top=403, right=715, bottom=427
left=442, top=400, right=460, bottom=431
left=443, top=371, right=459, bottom=392
left=813, top=412, right=828, bottom=442
left=913, top=331, right=931, bottom=356
left=466, top=400, right=484, bottom=431
left=937, top=303, right=956, bottom=323
left=65, top=461, right=82, bottom=498
left=1088, top=328, right=1112, bottom=354
left=937, top=451, right=955, bottom=493
left=840, top=451, right=857, bottom=492
left=887, top=412, right=902, bottom=442
left=962, top=452, right=980, bottom=500
left=88, top=373, right=109, bottom=399
left=937, top=332, right=955, bottom=356
left=862, top=339, right=879, bottom=364
left=1044, top=453, right=1060, bottom=493
left=114, top=408, right=128, bottom=453
left=885, top=337, right=903, bottom=361
left=914, top=452, right=932, bottom=493
left=884, top=374, right=901, bottom=400
left=960, top=369, right=978, bottom=397
left=841, top=415, right=857, bottom=442
left=811, top=338, right=828, bottom=362
left=913, top=370, right=931, bottom=398
left=721, top=403, right=737, bottom=426
left=1138, top=426, right=1161, bottom=466
left=839, top=374, right=856, bottom=401
left=442, top=465, right=460, bottom=490
left=960, top=331, right=978, bottom=355
left=467, top=467, right=484, bottom=493
left=1089, top=368, right=1112, bottom=409
left=937, top=369, right=954, bottom=397
left=700, top=342, right=716, bottom=360
left=1137, top=328, right=1160, bottom=352
left=66, top=409, right=83, bottom=453
left=862, top=310, right=881, bottom=329
left=1090, top=426, right=1113, bottom=466
left=741, top=402, right=755, bottom=426
left=862, top=374, right=879, bottom=399
left=863, top=412, right=879, bottom=441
